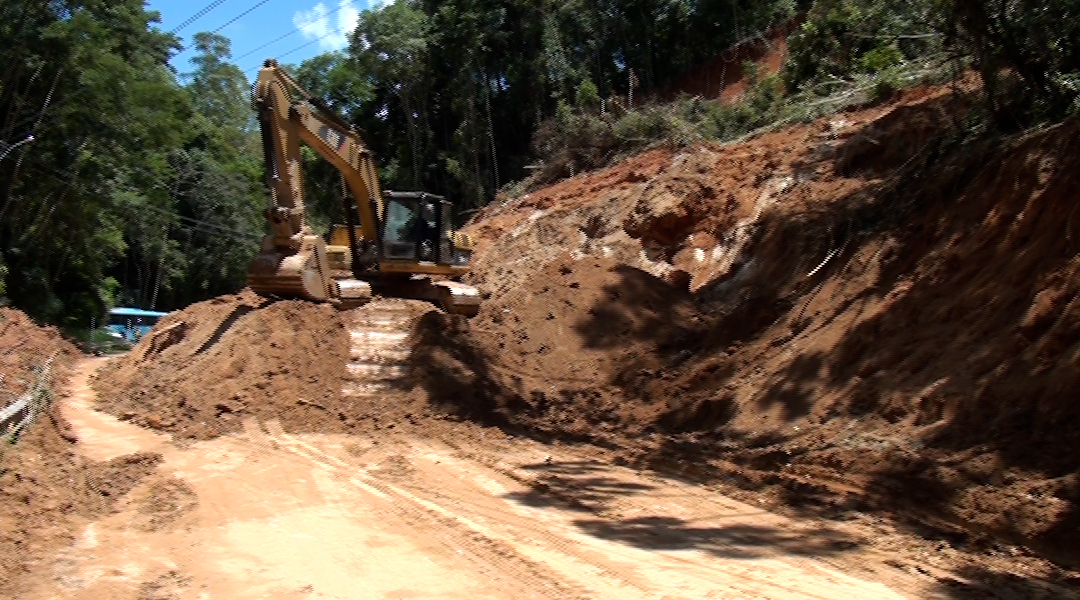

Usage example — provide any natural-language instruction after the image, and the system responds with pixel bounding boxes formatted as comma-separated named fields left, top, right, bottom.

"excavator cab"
left=381, top=192, right=468, bottom=266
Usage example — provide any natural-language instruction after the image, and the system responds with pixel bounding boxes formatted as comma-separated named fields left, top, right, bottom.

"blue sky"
left=145, top=0, right=388, bottom=78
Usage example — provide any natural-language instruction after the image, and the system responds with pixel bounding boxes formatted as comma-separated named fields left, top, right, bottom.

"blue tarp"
left=109, top=307, right=168, bottom=318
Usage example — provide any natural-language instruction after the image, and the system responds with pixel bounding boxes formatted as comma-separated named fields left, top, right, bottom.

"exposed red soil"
left=0, top=309, right=162, bottom=596
left=0, top=308, right=79, bottom=401
left=412, top=82, right=1080, bottom=572
left=92, top=289, right=357, bottom=440
left=657, top=18, right=798, bottom=104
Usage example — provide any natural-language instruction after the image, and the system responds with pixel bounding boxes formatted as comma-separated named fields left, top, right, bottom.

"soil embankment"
left=417, top=84, right=1080, bottom=572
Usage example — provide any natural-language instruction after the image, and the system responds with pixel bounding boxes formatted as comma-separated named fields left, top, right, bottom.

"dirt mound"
left=124, top=476, right=198, bottom=533
left=0, top=408, right=164, bottom=595
left=93, top=290, right=354, bottom=440
left=0, top=307, right=79, bottom=401
left=411, top=254, right=701, bottom=436
left=429, top=85, right=1080, bottom=569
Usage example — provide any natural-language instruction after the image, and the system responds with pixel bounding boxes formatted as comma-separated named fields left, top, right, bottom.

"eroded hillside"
left=417, top=83, right=1080, bottom=569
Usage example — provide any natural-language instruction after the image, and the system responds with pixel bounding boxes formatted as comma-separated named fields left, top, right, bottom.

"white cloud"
left=293, top=1, right=362, bottom=51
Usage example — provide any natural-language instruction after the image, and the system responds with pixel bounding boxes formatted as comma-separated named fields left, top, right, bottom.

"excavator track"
left=370, top=277, right=482, bottom=317
left=341, top=300, right=425, bottom=399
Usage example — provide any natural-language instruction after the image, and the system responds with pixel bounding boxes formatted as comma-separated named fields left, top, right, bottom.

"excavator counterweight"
left=247, top=59, right=480, bottom=316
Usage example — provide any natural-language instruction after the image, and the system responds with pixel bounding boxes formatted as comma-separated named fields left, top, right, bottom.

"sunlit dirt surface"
left=25, top=357, right=935, bottom=600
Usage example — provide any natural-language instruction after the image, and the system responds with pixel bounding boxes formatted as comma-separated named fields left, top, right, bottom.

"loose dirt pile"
left=0, top=308, right=79, bottom=400
left=418, top=83, right=1080, bottom=571
left=92, top=290, right=354, bottom=440
left=0, top=309, right=162, bottom=596
left=92, top=290, right=441, bottom=440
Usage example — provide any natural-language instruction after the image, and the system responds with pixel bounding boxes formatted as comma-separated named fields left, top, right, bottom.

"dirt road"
left=30, top=357, right=931, bottom=599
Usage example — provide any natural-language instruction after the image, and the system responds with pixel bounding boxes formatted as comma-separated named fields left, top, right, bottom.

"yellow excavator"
left=246, top=59, right=481, bottom=316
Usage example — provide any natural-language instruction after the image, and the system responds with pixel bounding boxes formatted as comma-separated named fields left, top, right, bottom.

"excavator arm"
left=246, top=59, right=480, bottom=315
left=252, top=60, right=382, bottom=244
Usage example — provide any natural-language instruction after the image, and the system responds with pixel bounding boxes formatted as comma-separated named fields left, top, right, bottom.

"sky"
left=145, top=0, right=388, bottom=78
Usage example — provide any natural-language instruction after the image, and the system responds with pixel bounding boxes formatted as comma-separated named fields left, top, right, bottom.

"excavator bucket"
left=247, top=237, right=331, bottom=302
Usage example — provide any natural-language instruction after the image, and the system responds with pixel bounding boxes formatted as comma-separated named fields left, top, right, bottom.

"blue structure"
left=105, top=307, right=168, bottom=342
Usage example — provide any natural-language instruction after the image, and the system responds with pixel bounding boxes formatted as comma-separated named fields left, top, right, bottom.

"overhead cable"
left=242, top=0, right=361, bottom=72
left=245, top=29, right=336, bottom=74
left=213, top=0, right=276, bottom=34
left=233, top=28, right=300, bottom=62
left=170, top=0, right=231, bottom=34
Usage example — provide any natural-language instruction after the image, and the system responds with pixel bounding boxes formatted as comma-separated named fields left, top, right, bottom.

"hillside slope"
left=417, top=83, right=1080, bottom=569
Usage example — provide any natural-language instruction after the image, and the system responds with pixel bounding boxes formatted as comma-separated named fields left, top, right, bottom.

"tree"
left=0, top=0, right=189, bottom=327
left=350, top=2, right=434, bottom=190
left=938, top=0, right=1080, bottom=127
left=783, top=0, right=941, bottom=92
left=184, top=32, right=252, bottom=142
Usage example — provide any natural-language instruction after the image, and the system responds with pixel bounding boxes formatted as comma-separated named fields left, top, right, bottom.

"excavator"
left=246, top=59, right=481, bottom=316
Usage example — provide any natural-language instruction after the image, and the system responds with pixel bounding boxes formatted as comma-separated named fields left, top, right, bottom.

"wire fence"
left=0, top=353, right=56, bottom=444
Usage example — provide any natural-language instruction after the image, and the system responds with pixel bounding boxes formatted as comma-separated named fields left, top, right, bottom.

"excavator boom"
left=247, top=59, right=480, bottom=316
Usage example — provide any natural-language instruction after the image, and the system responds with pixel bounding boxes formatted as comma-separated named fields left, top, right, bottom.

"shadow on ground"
left=572, top=515, right=861, bottom=560
left=501, top=459, right=653, bottom=511
left=928, top=565, right=1080, bottom=600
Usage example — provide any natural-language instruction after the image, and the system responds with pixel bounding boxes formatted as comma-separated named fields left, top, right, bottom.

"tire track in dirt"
left=257, top=422, right=913, bottom=600
left=44, top=357, right=918, bottom=600
left=250, top=419, right=591, bottom=600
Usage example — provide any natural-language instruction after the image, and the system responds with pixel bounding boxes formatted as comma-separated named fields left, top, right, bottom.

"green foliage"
left=937, top=0, right=1080, bottom=127
left=530, top=68, right=792, bottom=185
left=784, top=0, right=942, bottom=92
left=0, top=1, right=267, bottom=326
left=0, top=0, right=191, bottom=325
left=348, top=2, right=433, bottom=191
left=338, top=0, right=799, bottom=209
left=575, top=78, right=601, bottom=112
left=857, top=44, right=904, bottom=74
left=184, top=32, right=251, bottom=136
left=291, top=52, right=373, bottom=122
left=784, top=0, right=1080, bottom=127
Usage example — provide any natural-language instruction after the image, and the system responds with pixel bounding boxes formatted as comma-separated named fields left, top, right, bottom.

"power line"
left=241, top=0, right=361, bottom=71
left=176, top=0, right=359, bottom=67
left=244, top=29, right=337, bottom=74
left=140, top=203, right=263, bottom=240
left=233, top=27, right=299, bottom=62
left=171, top=0, right=231, bottom=35
left=213, top=0, right=276, bottom=34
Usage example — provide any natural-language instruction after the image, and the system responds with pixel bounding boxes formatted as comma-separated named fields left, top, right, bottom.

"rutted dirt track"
left=29, top=357, right=931, bottom=600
